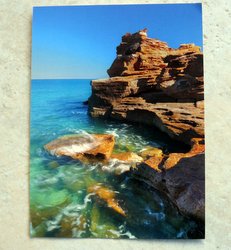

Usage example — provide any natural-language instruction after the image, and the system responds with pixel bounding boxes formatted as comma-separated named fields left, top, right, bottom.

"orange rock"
left=190, top=138, right=205, bottom=154
left=111, top=152, right=143, bottom=163
left=139, top=147, right=163, bottom=159
left=88, top=184, right=126, bottom=217
left=84, top=134, right=115, bottom=161
left=44, top=134, right=115, bottom=163
left=164, top=138, right=205, bottom=169
left=164, top=153, right=184, bottom=170
left=107, top=200, right=126, bottom=217
left=107, top=30, right=170, bottom=78
left=139, top=138, right=204, bottom=171
left=138, top=147, right=163, bottom=172
left=88, top=184, right=114, bottom=200
left=144, top=155, right=163, bottom=172
left=88, top=30, right=204, bottom=145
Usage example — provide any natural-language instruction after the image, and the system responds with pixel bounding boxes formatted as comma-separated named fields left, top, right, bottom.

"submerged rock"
left=90, top=204, right=119, bottom=238
left=88, top=184, right=126, bottom=217
left=30, top=189, right=70, bottom=228
left=48, top=161, right=59, bottom=169
left=59, top=214, right=87, bottom=238
left=44, top=134, right=115, bottom=163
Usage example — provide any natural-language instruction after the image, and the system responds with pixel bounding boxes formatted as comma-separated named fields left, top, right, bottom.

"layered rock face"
left=88, top=30, right=205, bottom=222
left=88, top=30, right=204, bottom=145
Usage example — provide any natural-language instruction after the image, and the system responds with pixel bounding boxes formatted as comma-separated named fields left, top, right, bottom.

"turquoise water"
left=30, top=79, right=197, bottom=238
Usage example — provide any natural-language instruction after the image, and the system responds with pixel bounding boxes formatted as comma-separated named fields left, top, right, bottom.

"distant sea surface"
left=30, top=79, right=197, bottom=238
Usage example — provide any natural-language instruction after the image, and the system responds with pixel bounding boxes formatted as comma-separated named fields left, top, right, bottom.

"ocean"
left=30, top=79, right=197, bottom=238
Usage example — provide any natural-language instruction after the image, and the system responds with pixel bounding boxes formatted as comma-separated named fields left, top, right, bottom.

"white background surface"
left=0, top=0, right=231, bottom=249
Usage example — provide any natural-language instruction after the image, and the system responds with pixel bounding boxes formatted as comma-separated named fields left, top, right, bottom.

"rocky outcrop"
left=132, top=138, right=205, bottom=221
left=132, top=153, right=205, bottom=222
left=44, top=134, right=115, bottom=163
left=88, top=29, right=204, bottom=145
left=88, top=30, right=204, bottom=222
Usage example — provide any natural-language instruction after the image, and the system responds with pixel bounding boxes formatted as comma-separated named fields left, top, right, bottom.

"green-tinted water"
left=30, top=79, right=197, bottom=238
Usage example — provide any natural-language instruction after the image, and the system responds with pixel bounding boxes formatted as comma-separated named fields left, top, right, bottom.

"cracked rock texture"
left=89, top=30, right=204, bottom=145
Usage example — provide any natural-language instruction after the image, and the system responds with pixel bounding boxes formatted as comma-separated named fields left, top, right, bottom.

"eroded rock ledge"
left=131, top=138, right=205, bottom=222
left=88, top=30, right=205, bottom=222
left=88, top=29, right=204, bottom=145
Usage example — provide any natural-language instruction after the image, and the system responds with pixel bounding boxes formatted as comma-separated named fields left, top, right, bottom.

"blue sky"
left=31, top=4, right=202, bottom=79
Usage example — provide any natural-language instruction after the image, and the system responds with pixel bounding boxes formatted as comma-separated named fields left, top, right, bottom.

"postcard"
left=30, top=4, right=204, bottom=239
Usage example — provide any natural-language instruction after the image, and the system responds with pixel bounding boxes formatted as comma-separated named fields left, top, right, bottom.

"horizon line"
left=31, top=77, right=108, bottom=80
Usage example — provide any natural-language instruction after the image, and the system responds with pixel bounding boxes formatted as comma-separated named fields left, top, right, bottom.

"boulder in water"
left=88, top=184, right=126, bottom=217
left=44, top=133, right=115, bottom=163
left=132, top=138, right=205, bottom=221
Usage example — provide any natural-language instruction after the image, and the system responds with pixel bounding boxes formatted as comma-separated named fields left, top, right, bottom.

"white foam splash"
left=102, top=159, right=131, bottom=175
left=46, top=213, right=63, bottom=232
left=118, top=224, right=136, bottom=239
left=87, top=164, right=99, bottom=172
left=79, top=130, right=96, bottom=141
left=50, top=132, right=102, bottom=156
left=51, top=142, right=97, bottom=155
left=44, top=192, right=94, bottom=233
left=105, top=129, right=120, bottom=138
left=63, top=194, right=93, bottom=215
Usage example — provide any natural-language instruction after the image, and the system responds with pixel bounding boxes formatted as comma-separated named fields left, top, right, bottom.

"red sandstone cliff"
left=88, top=30, right=204, bottom=145
left=88, top=30, right=205, bottom=223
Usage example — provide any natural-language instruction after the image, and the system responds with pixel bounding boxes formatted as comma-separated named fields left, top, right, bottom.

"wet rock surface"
left=44, top=134, right=115, bottom=163
left=132, top=139, right=205, bottom=221
left=41, top=131, right=204, bottom=237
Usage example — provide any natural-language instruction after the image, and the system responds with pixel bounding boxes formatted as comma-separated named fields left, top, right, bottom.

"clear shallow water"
left=30, top=79, right=196, bottom=238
